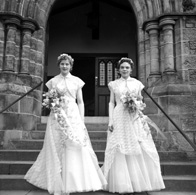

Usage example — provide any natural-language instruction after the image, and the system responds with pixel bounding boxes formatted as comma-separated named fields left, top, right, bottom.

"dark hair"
left=57, top=53, right=74, bottom=67
left=117, top=57, right=134, bottom=70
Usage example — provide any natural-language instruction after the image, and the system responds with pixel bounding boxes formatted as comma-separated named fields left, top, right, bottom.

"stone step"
left=0, top=190, right=140, bottom=195
left=0, top=150, right=104, bottom=162
left=0, top=161, right=103, bottom=175
left=1, top=160, right=196, bottom=176
left=36, top=123, right=108, bottom=132
left=6, top=140, right=196, bottom=161
left=0, top=175, right=196, bottom=191
left=0, top=161, right=34, bottom=175
left=0, top=175, right=38, bottom=191
left=163, top=175, right=196, bottom=192
left=41, top=116, right=109, bottom=125
left=24, top=130, right=107, bottom=140
left=149, top=192, right=196, bottom=195
left=0, top=150, right=191, bottom=162
left=161, top=161, right=196, bottom=176
left=0, top=191, right=196, bottom=195
left=88, top=131, right=107, bottom=140
left=11, top=140, right=107, bottom=150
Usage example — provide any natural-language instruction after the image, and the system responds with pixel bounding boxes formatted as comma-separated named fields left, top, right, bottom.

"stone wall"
left=143, top=15, right=196, bottom=153
left=0, top=13, right=43, bottom=148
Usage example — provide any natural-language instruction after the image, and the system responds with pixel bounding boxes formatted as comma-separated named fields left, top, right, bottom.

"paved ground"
left=0, top=191, right=196, bottom=195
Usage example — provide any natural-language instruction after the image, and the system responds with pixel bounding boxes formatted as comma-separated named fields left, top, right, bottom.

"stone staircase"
left=0, top=117, right=196, bottom=194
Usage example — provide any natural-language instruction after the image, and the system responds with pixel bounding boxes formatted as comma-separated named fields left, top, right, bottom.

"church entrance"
left=46, top=0, right=137, bottom=116
left=70, top=54, right=127, bottom=116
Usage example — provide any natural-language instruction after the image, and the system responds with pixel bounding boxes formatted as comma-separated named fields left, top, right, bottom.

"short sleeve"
left=139, top=81, right=145, bottom=92
left=108, top=81, right=113, bottom=91
left=137, top=81, right=145, bottom=98
left=77, top=77, right=85, bottom=89
left=45, top=79, right=52, bottom=90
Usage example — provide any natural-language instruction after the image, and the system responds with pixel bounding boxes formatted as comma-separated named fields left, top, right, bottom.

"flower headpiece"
left=57, top=53, right=74, bottom=65
left=117, top=57, right=134, bottom=70
left=118, top=57, right=133, bottom=65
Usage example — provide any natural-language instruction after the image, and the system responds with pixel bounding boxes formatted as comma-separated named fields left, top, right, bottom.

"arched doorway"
left=46, top=0, right=137, bottom=116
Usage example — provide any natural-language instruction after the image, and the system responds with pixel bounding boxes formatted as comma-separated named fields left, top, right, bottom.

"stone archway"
left=0, top=0, right=188, bottom=88
left=1, top=0, right=183, bottom=90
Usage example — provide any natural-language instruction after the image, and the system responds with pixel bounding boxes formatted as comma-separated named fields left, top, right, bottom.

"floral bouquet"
left=42, top=88, right=62, bottom=111
left=42, top=88, right=85, bottom=147
left=42, top=88, right=69, bottom=134
left=120, top=91, right=146, bottom=113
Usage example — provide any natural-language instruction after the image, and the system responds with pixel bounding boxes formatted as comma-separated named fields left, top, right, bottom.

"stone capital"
left=22, top=19, right=39, bottom=33
left=159, top=17, right=176, bottom=29
left=0, top=12, right=39, bottom=32
left=145, top=21, right=159, bottom=34
left=162, top=24, right=174, bottom=31
left=4, top=17, right=20, bottom=29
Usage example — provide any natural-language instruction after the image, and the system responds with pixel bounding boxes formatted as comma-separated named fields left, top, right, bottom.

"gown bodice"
left=55, top=78, right=75, bottom=102
left=108, top=77, right=144, bottom=105
left=46, top=73, right=85, bottom=102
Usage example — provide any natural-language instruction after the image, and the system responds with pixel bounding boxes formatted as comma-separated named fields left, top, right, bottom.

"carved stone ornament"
left=0, top=12, right=39, bottom=32
left=182, top=0, right=195, bottom=12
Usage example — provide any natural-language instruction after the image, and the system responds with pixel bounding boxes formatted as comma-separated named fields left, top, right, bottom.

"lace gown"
left=24, top=73, right=107, bottom=195
left=102, top=77, right=165, bottom=193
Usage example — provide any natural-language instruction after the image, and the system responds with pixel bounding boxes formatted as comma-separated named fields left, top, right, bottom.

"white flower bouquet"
left=120, top=91, right=146, bottom=113
left=42, top=88, right=62, bottom=111
left=42, top=89, right=69, bottom=140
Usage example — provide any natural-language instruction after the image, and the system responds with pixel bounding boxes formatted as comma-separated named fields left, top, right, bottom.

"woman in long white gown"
left=25, top=53, right=107, bottom=195
left=102, top=57, right=165, bottom=194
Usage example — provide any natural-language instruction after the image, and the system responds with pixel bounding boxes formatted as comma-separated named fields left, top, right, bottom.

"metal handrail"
left=143, top=88, right=196, bottom=151
left=0, top=81, right=43, bottom=114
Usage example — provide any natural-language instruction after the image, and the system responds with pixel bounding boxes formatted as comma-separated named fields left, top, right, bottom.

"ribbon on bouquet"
left=53, top=107, right=87, bottom=147
left=138, top=111, right=167, bottom=140
left=129, top=99, right=167, bottom=140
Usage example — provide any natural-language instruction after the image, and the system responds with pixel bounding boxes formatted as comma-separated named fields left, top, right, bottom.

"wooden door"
left=95, top=57, right=120, bottom=116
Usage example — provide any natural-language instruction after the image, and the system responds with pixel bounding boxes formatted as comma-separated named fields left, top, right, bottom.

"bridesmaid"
left=102, top=57, right=165, bottom=194
left=25, top=53, right=107, bottom=195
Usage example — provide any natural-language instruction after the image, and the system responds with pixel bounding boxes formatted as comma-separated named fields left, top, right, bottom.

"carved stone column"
left=20, top=20, right=35, bottom=74
left=145, top=21, right=161, bottom=85
left=0, top=22, right=4, bottom=71
left=159, top=17, right=176, bottom=74
left=4, top=18, right=20, bottom=72
left=0, top=13, right=41, bottom=150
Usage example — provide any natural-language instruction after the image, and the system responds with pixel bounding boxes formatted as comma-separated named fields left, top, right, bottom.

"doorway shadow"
left=72, top=56, right=95, bottom=116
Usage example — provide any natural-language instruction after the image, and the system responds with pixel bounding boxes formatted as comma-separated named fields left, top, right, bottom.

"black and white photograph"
left=0, top=1, right=196, bottom=195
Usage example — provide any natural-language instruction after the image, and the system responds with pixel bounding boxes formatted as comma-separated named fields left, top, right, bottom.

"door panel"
left=95, top=57, right=121, bottom=116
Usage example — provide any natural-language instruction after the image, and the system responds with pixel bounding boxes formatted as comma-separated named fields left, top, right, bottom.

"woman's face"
left=119, top=62, right=132, bottom=79
left=59, top=59, right=72, bottom=75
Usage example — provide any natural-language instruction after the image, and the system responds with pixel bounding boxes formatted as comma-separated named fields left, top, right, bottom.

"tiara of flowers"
left=118, top=57, right=133, bottom=64
left=57, top=53, right=74, bottom=63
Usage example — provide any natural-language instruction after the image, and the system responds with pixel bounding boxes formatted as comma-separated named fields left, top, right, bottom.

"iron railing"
left=143, top=88, right=196, bottom=151
left=0, top=81, right=43, bottom=114
left=0, top=80, right=195, bottom=151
